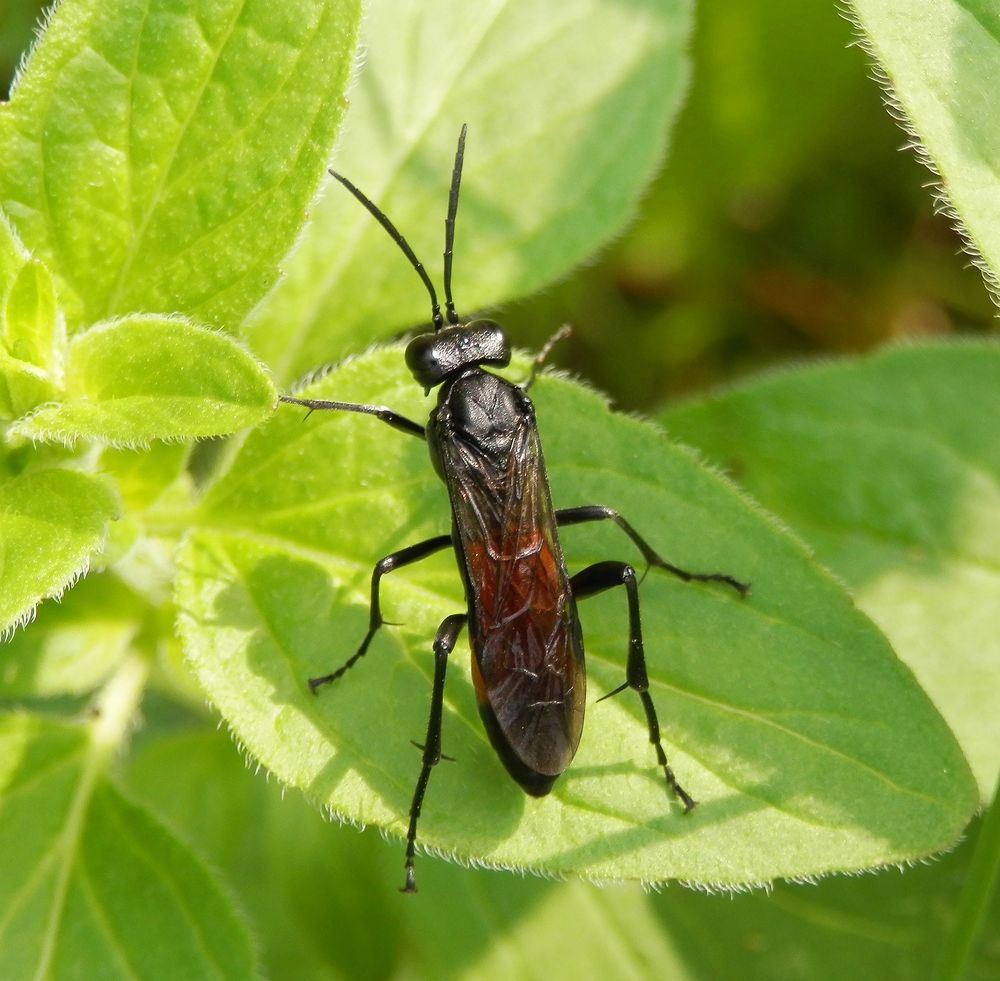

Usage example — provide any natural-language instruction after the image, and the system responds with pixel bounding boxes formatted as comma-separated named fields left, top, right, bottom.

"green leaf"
left=175, top=347, right=976, bottom=885
left=3, top=258, right=62, bottom=373
left=10, top=314, right=276, bottom=446
left=0, top=0, right=362, bottom=329
left=245, top=0, right=694, bottom=381
left=0, top=350, right=58, bottom=420
left=0, top=209, right=29, bottom=293
left=0, top=574, right=141, bottom=698
left=848, top=0, right=1000, bottom=299
left=123, top=725, right=694, bottom=979
left=123, top=730, right=999, bottom=980
left=0, top=215, right=62, bottom=417
left=125, top=725, right=403, bottom=981
left=0, top=708, right=257, bottom=978
left=98, top=442, right=193, bottom=514
left=0, top=468, right=118, bottom=635
left=649, top=813, right=1000, bottom=980
left=661, top=340, right=1000, bottom=800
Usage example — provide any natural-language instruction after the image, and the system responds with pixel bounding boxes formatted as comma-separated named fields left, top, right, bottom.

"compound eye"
left=405, top=332, right=445, bottom=388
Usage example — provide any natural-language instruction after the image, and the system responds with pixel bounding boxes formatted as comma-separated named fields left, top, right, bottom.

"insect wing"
left=441, top=410, right=585, bottom=781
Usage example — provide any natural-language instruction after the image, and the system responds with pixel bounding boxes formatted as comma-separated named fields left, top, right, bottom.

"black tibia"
left=308, top=535, right=453, bottom=693
left=556, top=505, right=749, bottom=596
left=278, top=394, right=426, bottom=440
left=402, top=613, right=467, bottom=894
left=569, top=560, right=697, bottom=813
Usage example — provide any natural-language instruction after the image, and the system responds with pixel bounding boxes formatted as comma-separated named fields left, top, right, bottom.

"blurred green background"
left=5, top=0, right=992, bottom=413
left=505, top=0, right=996, bottom=409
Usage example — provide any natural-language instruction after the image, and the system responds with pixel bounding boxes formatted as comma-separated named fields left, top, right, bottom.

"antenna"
left=329, top=169, right=444, bottom=331
left=442, top=124, right=467, bottom=327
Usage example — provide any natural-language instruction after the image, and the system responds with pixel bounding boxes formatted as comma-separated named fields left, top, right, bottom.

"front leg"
left=309, top=535, right=453, bottom=692
left=279, top=394, right=426, bottom=439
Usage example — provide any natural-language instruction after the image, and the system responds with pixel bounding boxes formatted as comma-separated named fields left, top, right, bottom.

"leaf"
left=125, top=725, right=404, bottom=981
left=0, top=350, right=58, bottom=421
left=661, top=340, right=1000, bottom=800
left=98, top=442, right=193, bottom=514
left=0, top=209, right=29, bottom=294
left=124, top=725, right=695, bottom=980
left=848, top=0, right=1000, bottom=299
left=11, top=314, right=276, bottom=446
left=245, top=0, right=694, bottom=381
left=0, top=0, right=362, bottom=329
left=650, top=813, right=1000, bottom=980
left=0, top=468, right=119, bottom=635
left=0, top=215, right=62, bottom=418
left=4, top=259, right=62, bottom=373
left=0, top=574, right=141, bottom=698
left=175, top=347, right=976, bottom=885
left=0, top=711, right=257, bottom=979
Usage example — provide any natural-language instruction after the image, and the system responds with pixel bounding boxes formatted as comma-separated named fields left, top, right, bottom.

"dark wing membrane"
left=440, top=412, right=585, bottom=778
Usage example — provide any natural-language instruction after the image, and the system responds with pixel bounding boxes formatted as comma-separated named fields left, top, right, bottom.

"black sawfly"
left=280, top=126, right=748, bottom=892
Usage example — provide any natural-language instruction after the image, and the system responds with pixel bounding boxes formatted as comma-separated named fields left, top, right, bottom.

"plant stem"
left=34, top=654, right=151, bottom=979
left=933, top=776, right=1000, bottom=981
left=90, top=653, right=151, bottom=755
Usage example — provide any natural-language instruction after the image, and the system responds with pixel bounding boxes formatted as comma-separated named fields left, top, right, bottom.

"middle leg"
left=558, top=505, right=748, bottom=596
left=309, top=534, right=453, bottom=692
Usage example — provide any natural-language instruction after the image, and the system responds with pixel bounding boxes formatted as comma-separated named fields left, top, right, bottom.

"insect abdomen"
left=431, top=371, right=586, bottom=793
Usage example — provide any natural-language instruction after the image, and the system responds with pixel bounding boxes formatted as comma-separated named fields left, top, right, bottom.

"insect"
left=281, top=126, right=748, bottom=892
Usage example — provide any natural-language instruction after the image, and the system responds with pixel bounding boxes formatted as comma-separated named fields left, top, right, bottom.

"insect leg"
left=557, top=505, right=748, bottom=596
left=521, top=324, right=572, bottom=391
left=570, top=560, right=697, bottom=812
left=402, top=612, right=467, bottom=893
left=309, top=535, right=453, bottom=692
left=279, top=395, right=425, bottom=439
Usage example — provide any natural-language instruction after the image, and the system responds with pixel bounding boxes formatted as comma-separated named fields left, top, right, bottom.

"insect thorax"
left=430, top=370, right=532, bottom=468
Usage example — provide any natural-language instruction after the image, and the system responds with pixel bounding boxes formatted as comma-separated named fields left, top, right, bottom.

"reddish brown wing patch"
left=442, top=417, right=585, bottom=777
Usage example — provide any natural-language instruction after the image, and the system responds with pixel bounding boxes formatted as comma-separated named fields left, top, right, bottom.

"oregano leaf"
left=662, top=341, right=1000, bottom=799
left=0, top=0, right=363, bottom=329
left=176, top=347, right=976, bottom=885
left=0, top=468, right=119, bottom=635
left=11, top=315, right=276, bottom=447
